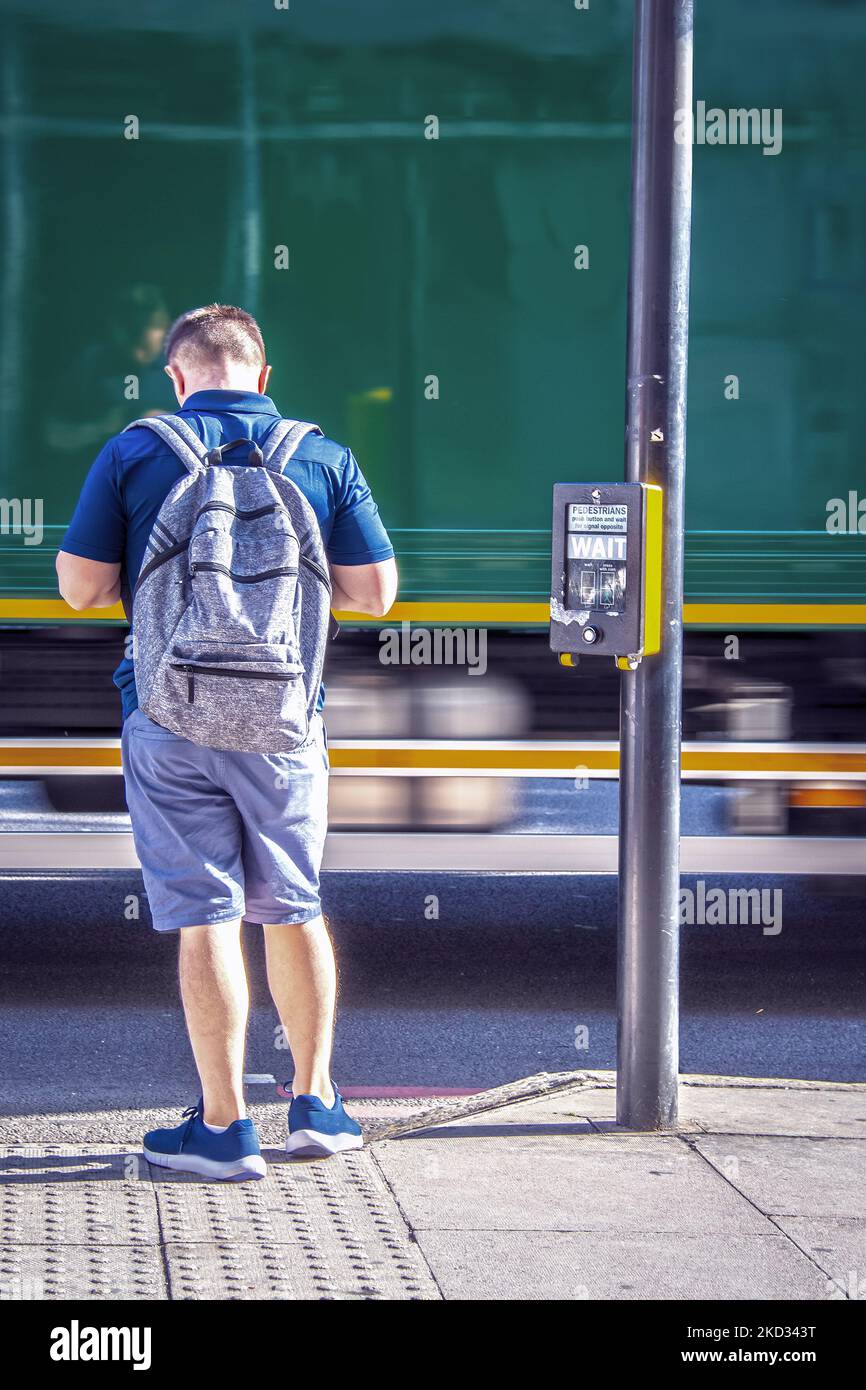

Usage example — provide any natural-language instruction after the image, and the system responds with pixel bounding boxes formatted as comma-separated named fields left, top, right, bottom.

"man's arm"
left=56, top=553, right=394, bottom=616
left=327, top=446, right=398, bottom=616
left=329, top=557, right=398, bottom=618
left=57, top=439, right=126, bottom=611
left=56, top=552, right=122, bottom=611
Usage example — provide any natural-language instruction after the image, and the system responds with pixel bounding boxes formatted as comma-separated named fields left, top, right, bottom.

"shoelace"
left=179, top=1103, right=202, bottom=1149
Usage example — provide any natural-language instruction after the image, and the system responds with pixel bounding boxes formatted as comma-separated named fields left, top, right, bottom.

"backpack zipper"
left=170, top=662, right=302, bottom=704
left=189, top=561, right=299, bottom=583
left=195, top=501, right=289, bottom=522
left=135, top=533, right=330, bottom=595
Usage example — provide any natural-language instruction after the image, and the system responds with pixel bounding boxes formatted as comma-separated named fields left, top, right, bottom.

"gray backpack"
left=126, top=413, right=332, bottom=754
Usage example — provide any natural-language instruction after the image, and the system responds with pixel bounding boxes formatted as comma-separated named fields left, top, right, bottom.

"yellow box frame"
left=640, top=482, right=663, bottom=657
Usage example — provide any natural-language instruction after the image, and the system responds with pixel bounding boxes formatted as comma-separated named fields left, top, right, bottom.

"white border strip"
left=0, top=833, right=862, bottom=874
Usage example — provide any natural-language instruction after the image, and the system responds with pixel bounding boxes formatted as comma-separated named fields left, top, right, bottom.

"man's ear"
left=258, top=364, right=272, bottom=395
left=165, top=362, right=185, bottom=405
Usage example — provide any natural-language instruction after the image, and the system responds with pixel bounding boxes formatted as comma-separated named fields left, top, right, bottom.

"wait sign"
left=567, top=533, right=628, bottom=561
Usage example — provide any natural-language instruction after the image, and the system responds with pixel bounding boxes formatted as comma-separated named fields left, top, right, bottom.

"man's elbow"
left=341, top=594, right=391, bottom=618
left=56, top=567, right=80, bottom=609
left=58, top=581, right=95, bottom=611
left=366, top=575, right=399, bottom=617
left=56, top=565, right=79, bottom=609
left=363, top=599, right=391, bottom=618
left=56, top=559, right=113, bottom=611
left=337, top=561, right=398, bottom=617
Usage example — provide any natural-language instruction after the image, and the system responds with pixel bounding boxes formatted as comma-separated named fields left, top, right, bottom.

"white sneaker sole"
left=286, top=1128, right=364, bottom=1159
left=144, top=1147, right=267, bottom=1181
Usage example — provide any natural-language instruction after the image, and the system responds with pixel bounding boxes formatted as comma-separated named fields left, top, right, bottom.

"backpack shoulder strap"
left=262, top=418, right=323, bottom=475
left=123, top=414, right=208, bottom=477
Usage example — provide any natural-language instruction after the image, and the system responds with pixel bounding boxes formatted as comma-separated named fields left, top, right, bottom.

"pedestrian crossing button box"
left=550, top=481, right=662, bottom=664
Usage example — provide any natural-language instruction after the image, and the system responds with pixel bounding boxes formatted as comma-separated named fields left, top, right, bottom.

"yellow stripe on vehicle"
left=0, top=746, right=123, bottom=767
left=3, top=742, right=866, bottom=778
left=2, top=599, right=866, bottom=626
left=789, top=786, right=866, bottom=809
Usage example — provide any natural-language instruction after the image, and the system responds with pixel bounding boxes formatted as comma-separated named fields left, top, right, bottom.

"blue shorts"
left=121, top=708, right=329, bottom=932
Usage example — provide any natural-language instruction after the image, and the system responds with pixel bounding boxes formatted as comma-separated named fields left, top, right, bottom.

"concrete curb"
left=367, top=1068, right=866, bottom=1143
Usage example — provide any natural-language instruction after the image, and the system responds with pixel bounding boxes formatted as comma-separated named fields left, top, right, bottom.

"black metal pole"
left=617, top=0, right=693, bottom=1129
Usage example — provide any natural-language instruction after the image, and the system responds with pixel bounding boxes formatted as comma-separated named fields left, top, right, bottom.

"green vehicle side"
left=0, top=0, right=864, bottom=748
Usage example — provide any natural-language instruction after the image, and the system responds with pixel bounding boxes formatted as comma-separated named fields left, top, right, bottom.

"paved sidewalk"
left=1, top=1071, right=864, bottom=1300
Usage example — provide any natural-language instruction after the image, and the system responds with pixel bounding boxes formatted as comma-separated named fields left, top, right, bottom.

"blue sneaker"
left=286, top=1087, right=363, bottom=1158
left=144, top=1101, right=267, bottom=1181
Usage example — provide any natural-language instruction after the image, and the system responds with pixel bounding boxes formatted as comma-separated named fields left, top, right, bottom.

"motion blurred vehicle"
left=0, top=0, right=864, bottom=867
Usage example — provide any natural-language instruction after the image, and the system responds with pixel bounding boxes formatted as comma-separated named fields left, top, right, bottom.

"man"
left=57, top=303, right=398, bottom=1178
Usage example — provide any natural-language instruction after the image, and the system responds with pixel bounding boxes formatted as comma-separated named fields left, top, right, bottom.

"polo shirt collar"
left=180, top=390, right=280, bottom=415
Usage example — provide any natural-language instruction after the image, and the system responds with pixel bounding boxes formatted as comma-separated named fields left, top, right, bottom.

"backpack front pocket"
left=147, top=645, right=309, bottom=752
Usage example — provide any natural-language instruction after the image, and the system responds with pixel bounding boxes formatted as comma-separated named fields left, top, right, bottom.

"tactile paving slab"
left=0, top=1142, right=440, bottom=1300
left=0, top=1243, right=166, bottom=1301
left=154, top=1150, right=440, bottom=1300
left=0, top=1145, right=166, bottom=1300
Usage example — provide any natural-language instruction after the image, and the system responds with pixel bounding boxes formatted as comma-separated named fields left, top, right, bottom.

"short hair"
left=164, top=304, right=266, bottom=371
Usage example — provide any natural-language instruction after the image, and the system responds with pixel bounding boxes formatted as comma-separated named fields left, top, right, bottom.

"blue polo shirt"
left=61, top=390, right=395, bottom=720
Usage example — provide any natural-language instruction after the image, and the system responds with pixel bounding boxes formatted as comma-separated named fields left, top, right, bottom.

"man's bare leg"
left=263, top=915, right=336, bottom=1105
left=179, top=920, right=249, bottom=1126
